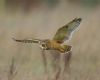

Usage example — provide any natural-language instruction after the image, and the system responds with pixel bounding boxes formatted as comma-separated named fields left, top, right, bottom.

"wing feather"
left=12, top=38, right=40, bottom=43
left=53, top=18, right=82, bottom=43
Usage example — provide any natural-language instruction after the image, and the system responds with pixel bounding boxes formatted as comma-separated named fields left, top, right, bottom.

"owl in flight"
left=13, top=18, right=82, bottom=53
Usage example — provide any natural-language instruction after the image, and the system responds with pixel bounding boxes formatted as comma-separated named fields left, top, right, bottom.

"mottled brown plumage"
left=13, top=18, right=82, bottom=53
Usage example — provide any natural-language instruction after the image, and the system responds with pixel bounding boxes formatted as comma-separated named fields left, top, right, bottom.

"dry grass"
left=0, top=0, right=100, bottom=80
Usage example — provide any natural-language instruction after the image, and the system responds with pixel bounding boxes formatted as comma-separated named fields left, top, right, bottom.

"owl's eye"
left=42, top=44, right=45, bottom=47
left=41, top=43, right=48, bottom=50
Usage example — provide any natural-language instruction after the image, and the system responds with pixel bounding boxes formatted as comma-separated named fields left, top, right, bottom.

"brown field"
left=0, top=0, right=100, bottom=80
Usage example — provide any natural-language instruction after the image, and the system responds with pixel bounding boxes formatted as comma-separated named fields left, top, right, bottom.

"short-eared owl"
left=13, top=18, right=82, bottom=53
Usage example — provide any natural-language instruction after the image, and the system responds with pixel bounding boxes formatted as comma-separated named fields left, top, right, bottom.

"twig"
left=8, top=57, right=17, bottom=80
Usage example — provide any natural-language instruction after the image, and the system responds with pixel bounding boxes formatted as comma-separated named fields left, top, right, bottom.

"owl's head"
left=39, top=39, right=49, bottom=50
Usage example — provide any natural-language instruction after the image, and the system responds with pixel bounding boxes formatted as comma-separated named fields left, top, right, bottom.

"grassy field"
left=0, top=0, right=100, bottom=80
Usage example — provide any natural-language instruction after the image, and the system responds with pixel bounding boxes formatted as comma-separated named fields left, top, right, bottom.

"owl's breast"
left=46, top=40, right=61, bottom=50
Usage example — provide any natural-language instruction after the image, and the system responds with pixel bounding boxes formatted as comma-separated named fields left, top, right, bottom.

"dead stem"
left=8, top=57, right=17, bottom=80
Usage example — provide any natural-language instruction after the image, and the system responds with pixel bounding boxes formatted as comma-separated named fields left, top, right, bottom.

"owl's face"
left=39, top=39, right=49, bottom=50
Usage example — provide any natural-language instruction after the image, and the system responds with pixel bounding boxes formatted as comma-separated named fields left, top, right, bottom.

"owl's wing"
left=12, top=38, right=41, bottom=43
left=53, top=18, right=82, bottom=43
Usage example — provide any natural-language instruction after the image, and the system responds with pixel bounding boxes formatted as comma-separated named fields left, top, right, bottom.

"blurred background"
left=0, top=0, right=100, bottom=80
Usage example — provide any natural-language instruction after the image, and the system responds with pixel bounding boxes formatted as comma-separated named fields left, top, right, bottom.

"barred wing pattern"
left=53, top=18, right=82, bottom=43
left=12, top=38, right=40, bottom=43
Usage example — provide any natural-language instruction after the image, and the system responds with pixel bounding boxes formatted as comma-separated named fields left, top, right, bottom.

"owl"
left=13, top=18, right=82, bottom=53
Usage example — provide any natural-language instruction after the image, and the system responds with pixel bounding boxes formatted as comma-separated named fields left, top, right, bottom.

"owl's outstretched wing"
left=12, top=38, right=41, bottom=43
left=53, top=18, right=82, bottom=43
